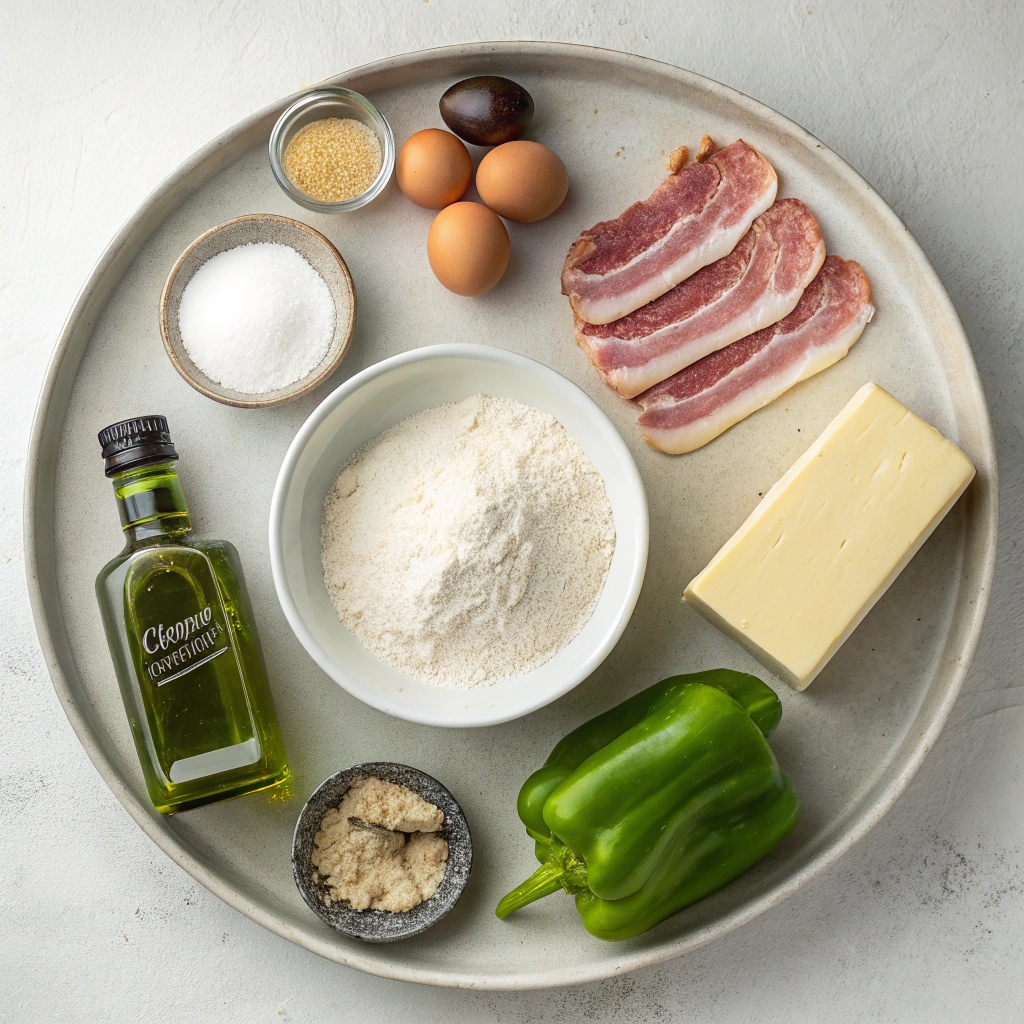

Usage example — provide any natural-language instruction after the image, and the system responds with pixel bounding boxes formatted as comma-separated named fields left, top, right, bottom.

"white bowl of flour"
left=270, top=344, right=648, bottom=727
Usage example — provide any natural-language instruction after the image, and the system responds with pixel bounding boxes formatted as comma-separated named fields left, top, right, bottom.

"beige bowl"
left=159, top=214, right=356, bottom=408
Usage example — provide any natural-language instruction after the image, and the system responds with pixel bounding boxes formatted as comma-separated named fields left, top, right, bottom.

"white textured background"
left=3, top=1, right=1022, bottom=1019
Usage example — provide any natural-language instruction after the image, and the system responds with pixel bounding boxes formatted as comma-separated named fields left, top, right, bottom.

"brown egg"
left=475, top=141, right=569, bottom=223
left=397, top=128, right=473, bottom=209
left=427, top=202, right=510, bottom=296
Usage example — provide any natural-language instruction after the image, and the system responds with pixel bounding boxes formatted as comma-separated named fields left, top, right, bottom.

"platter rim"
left=23, top=39, right=999, bottom=990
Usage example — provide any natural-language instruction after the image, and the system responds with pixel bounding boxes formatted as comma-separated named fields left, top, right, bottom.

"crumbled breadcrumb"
left=667, top=145, right=689, bottom=173
left=695, top=135, right=716, bottom=163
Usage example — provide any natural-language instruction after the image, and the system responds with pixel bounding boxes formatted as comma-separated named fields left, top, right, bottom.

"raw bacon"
left=561, top=140, right=778, bottom=325
left=636, top=256, right=873, bottom=454
left=576, top=199, right=826, bottom=398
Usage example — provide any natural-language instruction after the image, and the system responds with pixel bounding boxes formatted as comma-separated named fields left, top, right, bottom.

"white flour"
left=320, top=394, right=616, bottom=688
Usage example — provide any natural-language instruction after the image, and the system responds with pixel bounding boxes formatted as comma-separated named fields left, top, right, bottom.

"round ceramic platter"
left=25, top=42, right=997, bottom=989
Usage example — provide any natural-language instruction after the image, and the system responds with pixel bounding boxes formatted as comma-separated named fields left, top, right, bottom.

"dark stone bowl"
left=291, top=762, right=473, bottom=943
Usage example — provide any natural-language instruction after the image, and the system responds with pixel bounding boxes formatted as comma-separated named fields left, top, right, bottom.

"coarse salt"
left=284, top=117, right=382, bottom=203
left=178, top=241, right=337, bottom=394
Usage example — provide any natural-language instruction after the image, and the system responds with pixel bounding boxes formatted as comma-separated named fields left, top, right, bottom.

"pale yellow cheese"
left=684, top=383, right=975, bottom=691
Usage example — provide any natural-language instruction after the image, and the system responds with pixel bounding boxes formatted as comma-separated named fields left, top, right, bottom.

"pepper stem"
left=495, top=860, right=565, bottom=919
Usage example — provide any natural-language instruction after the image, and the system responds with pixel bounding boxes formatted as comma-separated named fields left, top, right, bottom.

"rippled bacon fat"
left=561, top=140, right=778, bottom=326
left=636, top=256, right=874, bottom=454
left=576, top=199, right=826, bottom=398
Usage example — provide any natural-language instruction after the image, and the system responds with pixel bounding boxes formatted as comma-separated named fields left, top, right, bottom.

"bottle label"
left=140, top=604, right=231, bottom=686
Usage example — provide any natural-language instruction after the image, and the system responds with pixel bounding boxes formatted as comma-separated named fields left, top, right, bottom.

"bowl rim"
left=158, top=213, right=357, bottom=409
left=268, top=86, right=397, bottom=213
left=268, top=343, right=650, bottom=727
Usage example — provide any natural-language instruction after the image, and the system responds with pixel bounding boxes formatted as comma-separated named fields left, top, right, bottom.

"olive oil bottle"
left=94, top=416, right=289, bottom=814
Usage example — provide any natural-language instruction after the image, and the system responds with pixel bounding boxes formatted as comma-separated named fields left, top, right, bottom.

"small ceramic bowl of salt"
left=160, top=214, right=356, bottom=408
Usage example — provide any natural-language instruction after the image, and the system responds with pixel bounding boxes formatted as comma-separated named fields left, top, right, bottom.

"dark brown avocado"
left=439, top=76, right=535, bottom=147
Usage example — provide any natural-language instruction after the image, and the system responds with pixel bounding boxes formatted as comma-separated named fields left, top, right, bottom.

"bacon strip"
left=561, top=140, right=778, bottom=325
left=636, top=256, right=873, bottom=454
left=576, top=199, right=826, bottom=398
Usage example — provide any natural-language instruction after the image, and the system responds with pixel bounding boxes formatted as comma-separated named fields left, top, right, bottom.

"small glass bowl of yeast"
left=269, top=87, right=395, bottom=213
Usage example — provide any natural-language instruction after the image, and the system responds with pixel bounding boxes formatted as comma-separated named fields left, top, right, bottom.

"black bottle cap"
left=98, top=416, right=179, bottom=477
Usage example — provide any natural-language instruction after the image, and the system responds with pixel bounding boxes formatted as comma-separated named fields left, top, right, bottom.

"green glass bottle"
left=94, top=416, right=289, bottom=814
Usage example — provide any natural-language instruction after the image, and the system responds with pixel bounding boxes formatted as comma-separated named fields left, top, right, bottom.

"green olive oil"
left=94, top=416, right=289, bottom=814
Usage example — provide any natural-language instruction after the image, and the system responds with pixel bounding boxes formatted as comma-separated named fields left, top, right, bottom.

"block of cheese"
left=684, top=383, right=976, bottom=690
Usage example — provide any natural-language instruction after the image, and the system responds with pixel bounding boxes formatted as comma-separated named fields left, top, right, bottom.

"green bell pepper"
left=495, top=669, right=799, bottom=940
